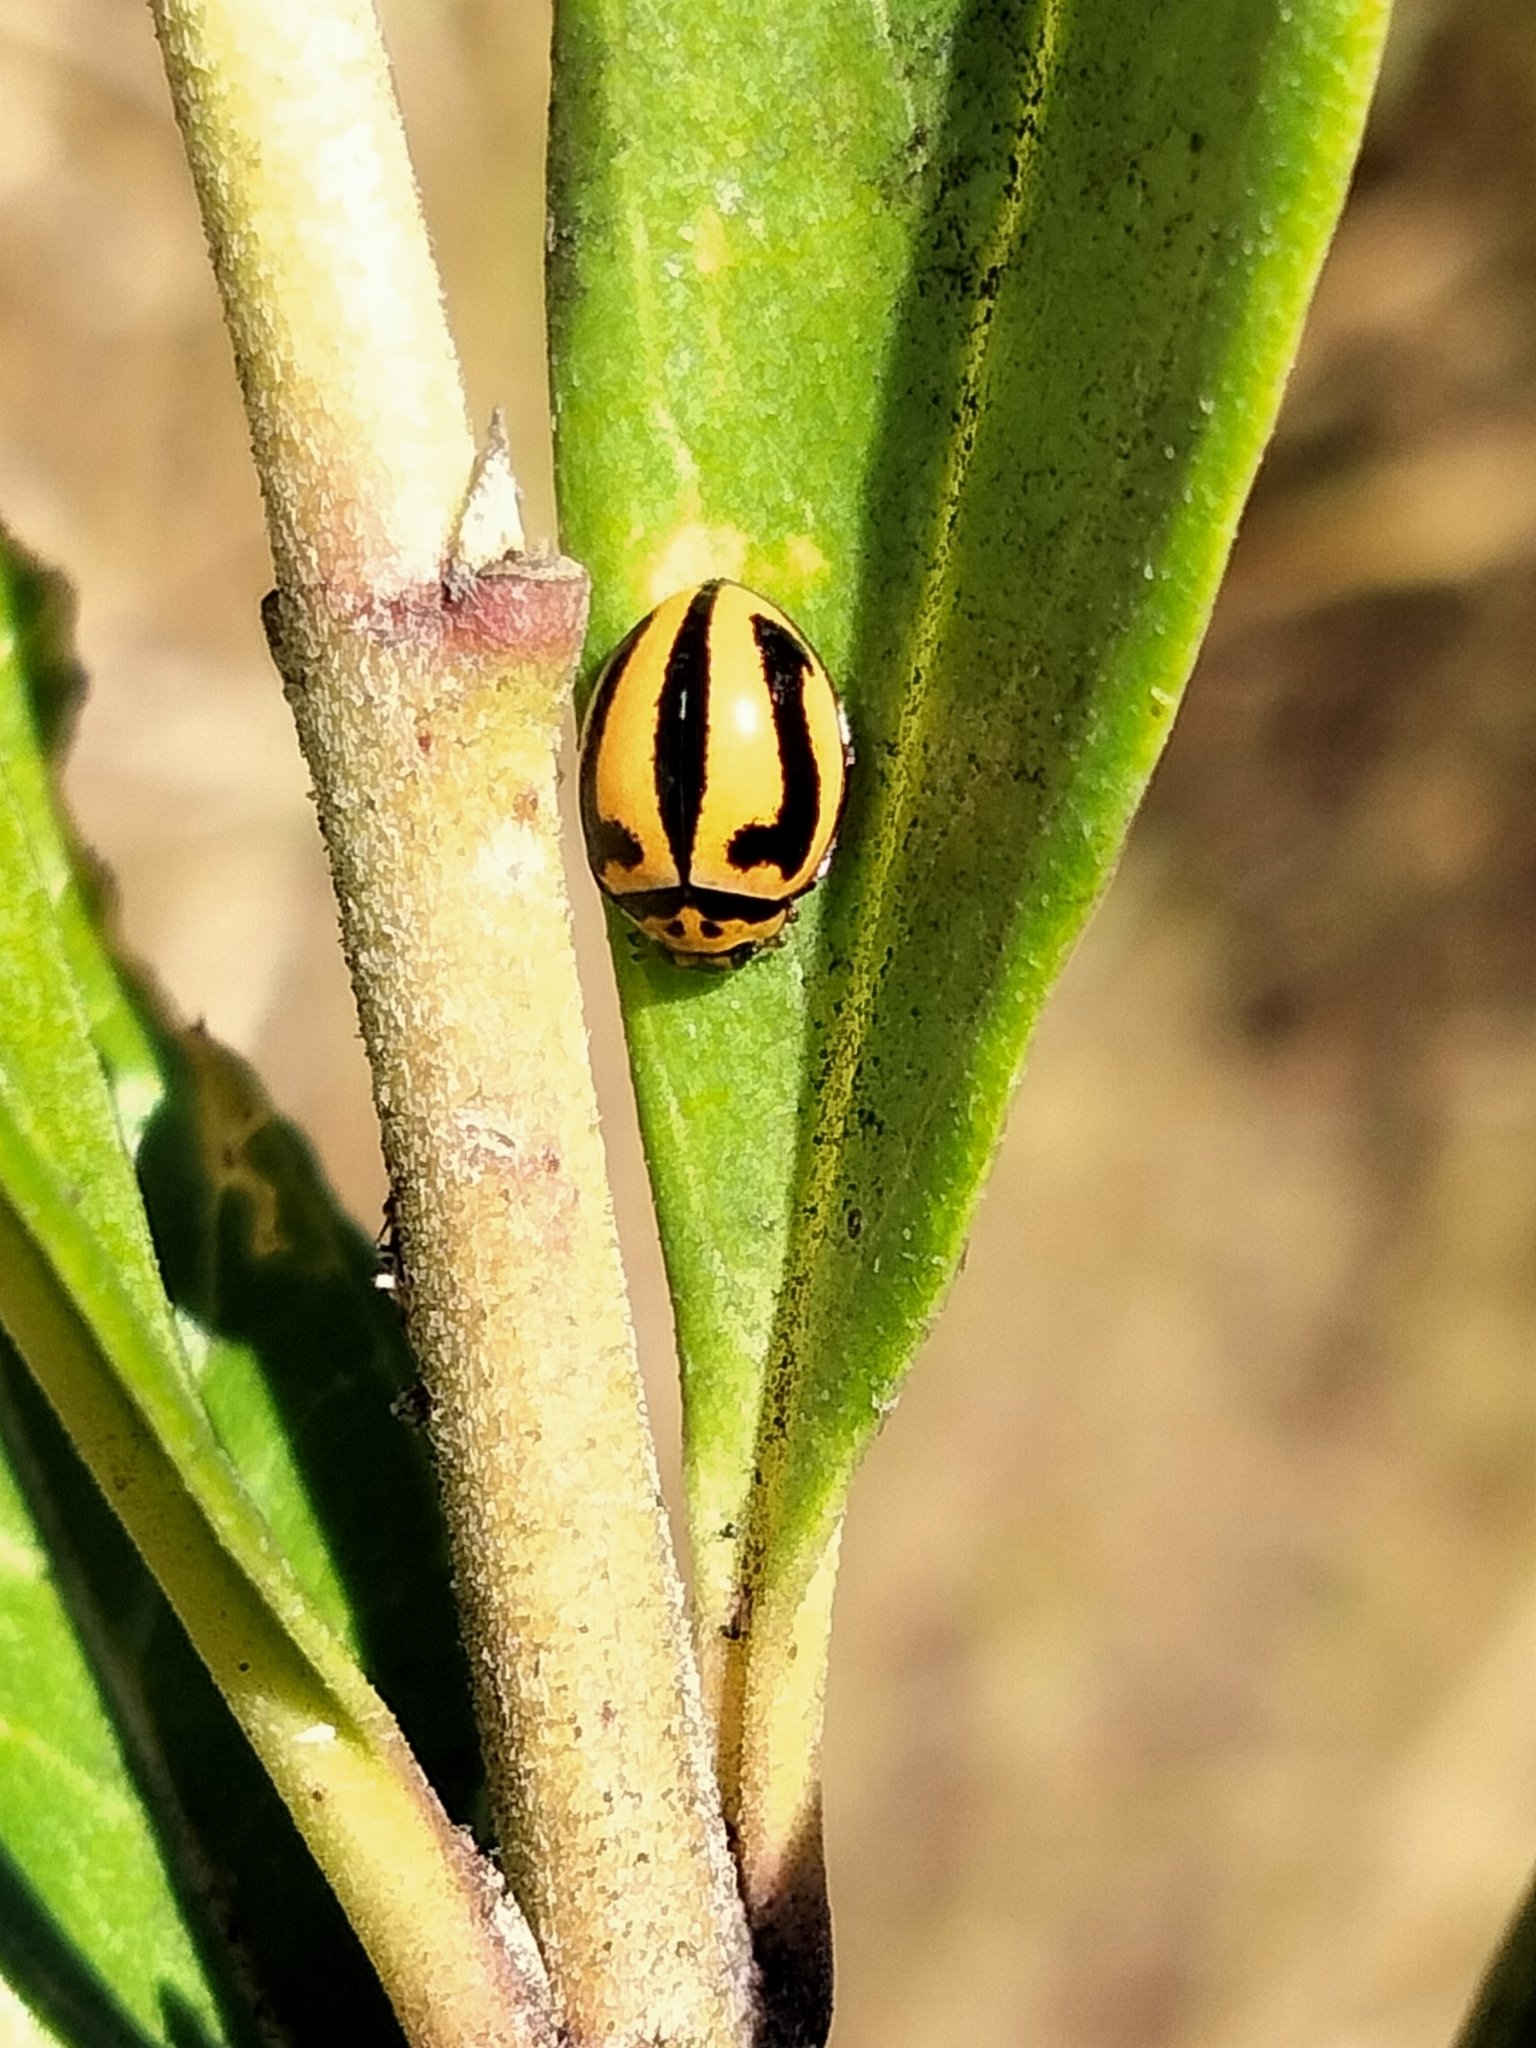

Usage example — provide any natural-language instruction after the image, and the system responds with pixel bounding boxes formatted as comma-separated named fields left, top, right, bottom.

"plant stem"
left=148, top=2, right=755, bottom=2042
left=716, top=1526, right=841, bottom=2048
left=264, top=554, right=756, bottom=2048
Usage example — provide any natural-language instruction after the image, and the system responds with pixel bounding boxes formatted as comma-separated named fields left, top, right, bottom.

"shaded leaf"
left=0, top=1351, right=237, bottom=2048
left=0, top=1337, right=403, bottom=2048
left=0, top=538, right=477, bottom=2041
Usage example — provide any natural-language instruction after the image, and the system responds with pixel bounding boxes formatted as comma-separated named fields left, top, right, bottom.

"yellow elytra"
left=578, top=580, right=851, bottom=964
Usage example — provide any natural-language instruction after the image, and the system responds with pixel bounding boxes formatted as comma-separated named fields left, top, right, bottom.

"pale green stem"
left=148, top=0, right=479, bottom=597
left=715, top=1526, right=841, bottom=2048
left=147, top=2, right=756, bottom=2042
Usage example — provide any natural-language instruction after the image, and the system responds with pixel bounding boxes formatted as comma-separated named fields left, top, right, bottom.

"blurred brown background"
left=4, top=0, right=1536, bottom=2042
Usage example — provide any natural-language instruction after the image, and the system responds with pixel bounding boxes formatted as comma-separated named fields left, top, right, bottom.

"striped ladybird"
left=578, top=579, right=850, bottom=965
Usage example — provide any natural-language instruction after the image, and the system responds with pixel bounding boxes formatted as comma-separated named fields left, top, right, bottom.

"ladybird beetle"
left=578, top=579, right=850, bottom=965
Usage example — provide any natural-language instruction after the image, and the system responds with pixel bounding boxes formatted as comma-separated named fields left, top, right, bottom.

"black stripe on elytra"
left=613, top=886, right=790, bottom=929
left=727, top=613, right=820, bottom=880
left=579, top=621, right=647, bottom=873
left=654, top=581, right=721, bottom=885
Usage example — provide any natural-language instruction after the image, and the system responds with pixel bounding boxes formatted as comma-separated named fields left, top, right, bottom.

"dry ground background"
left=4, top=0, right=1536, bottom=2043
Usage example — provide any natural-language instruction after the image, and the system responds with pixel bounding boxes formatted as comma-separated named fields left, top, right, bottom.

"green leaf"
left=0, top=542, right=475, bottom=1785
left=549, top=0, right=955, bottom=1637
left=0, top=1336, right=405, bottom=2047
left=553, top=0, right=1387, bottom=1613
left=0, top=1350, right=239, bottom=2048
left=550, top=0, right=1387, bottom=2011
left=0, top=538, right=372, bottom=1685
left=0, top=539, right=477, bottom=2040
left=0, top=557, right=161, bottom=1160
